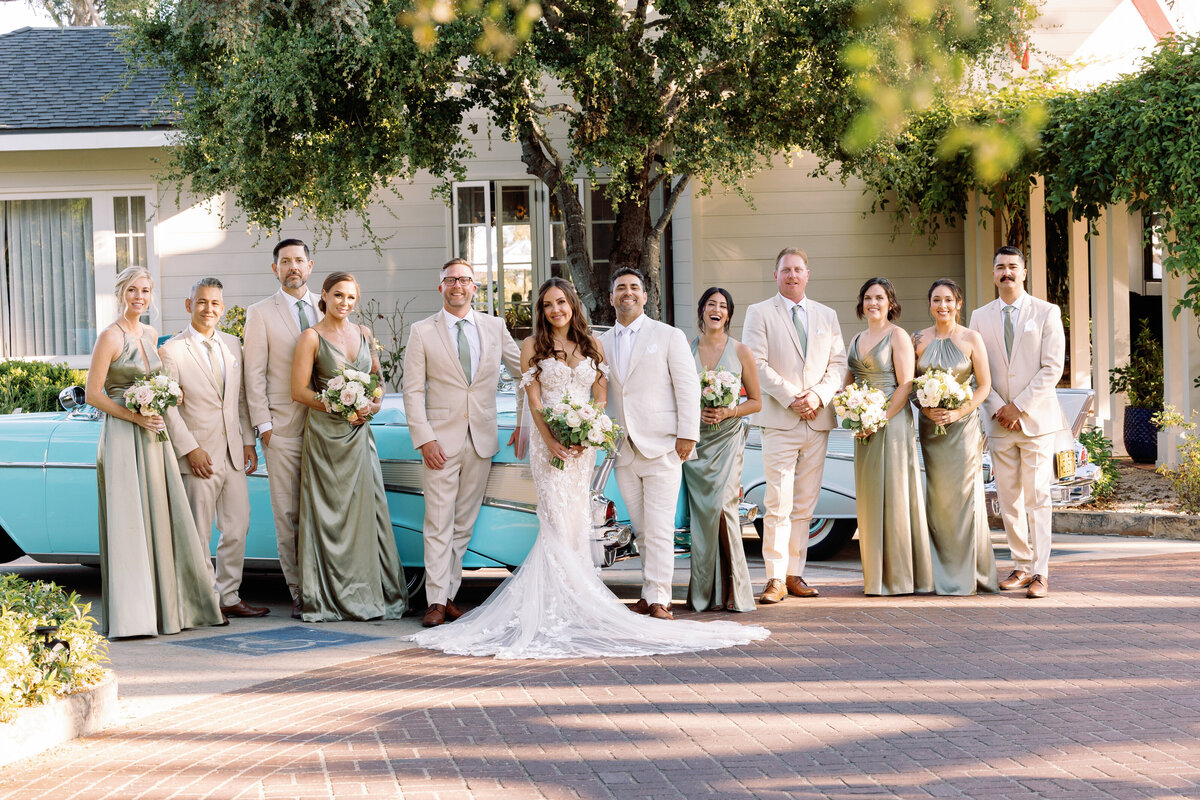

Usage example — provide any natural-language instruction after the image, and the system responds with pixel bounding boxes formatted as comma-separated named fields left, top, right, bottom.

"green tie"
left=456, top=319, right=473, bottom=382
left=203, top=338, right=225, bottom=397
left=1003, top=304, right=1015, bottom=358
left=792, top=304, right=808, bottom=357
left=296, top=300, right=311, bottom=331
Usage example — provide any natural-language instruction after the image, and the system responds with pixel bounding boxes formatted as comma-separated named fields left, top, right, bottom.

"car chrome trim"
left=0, top=462, right=94, bottom=469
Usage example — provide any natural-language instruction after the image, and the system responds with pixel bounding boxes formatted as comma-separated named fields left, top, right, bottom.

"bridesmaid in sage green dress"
left=290, top=272, right=407, bottom=622
left=683, top=288, right=762, bottom=612
left=86, top=266, right=225, bottom=638
left=844, top=278, right=933, bottom=596
left=912, top=279, right=999, bottom=595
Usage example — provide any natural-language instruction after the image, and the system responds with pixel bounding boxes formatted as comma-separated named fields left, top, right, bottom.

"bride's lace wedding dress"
left=409, top=357, right=769, bottom=659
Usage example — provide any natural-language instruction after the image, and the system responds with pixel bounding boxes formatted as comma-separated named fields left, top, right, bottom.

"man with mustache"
left=244, top=239, right=322, bottom=617
left=969, top=246, right=1066, bottom=599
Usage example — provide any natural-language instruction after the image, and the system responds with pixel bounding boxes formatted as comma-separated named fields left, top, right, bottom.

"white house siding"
left=678, top=152, right=964, bottom=340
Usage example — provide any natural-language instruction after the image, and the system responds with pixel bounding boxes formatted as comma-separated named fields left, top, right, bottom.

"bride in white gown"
left=410, top=278, right=769, bottom=659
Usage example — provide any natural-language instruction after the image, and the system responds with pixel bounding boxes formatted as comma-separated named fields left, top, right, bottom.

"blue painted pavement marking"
left=171, top=626, right=385, bottom=655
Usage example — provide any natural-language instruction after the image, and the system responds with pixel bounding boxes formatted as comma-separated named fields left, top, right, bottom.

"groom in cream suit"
left=403, top=258, right=522, bottom=628
left=742, top=247, right=847, bottom=604
left=969, top=246, right=1066, bottom=599
left=243, top=239, right=322, bottom=618
left=601, top=267, right=700, bottom=621
left=161, top=278, right=267, bottom=618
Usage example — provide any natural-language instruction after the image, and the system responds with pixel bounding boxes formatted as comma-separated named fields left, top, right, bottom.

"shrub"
left=1152, top=406, right=1200, bottom=514
left=220, top=305, right=247, bottom=341
left=355, top=297, right=413, bottom=392
left=0, top=361, right=89, bottom=414
left=1109, top=320, right=1163, bottom=410
left=0, top=574, right=109, bottom=723
left=1078, top=426, right=1119, bottom=503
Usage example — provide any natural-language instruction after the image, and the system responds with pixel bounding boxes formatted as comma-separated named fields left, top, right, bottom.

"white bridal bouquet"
left=832, top=382, right=889, bottom=441
left=541, top=400, right=622, bottom=469
left=913, top=368, right=971, bottom=436
left=318, top=367, right=383, bottom=422
left=699, top=368, right=740, bottom=429
left=123, top=374, right=183, bottom=442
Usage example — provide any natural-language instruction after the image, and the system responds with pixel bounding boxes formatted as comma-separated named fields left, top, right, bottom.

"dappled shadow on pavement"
left=2, top=553, right=1199, bottom=800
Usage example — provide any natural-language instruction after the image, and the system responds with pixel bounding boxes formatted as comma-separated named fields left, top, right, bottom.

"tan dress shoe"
left=759, top=579, right=787, bottom=604
left=648, top=603, right=674, bottom=620
left=422, top=603, right=447, bottom=627
left=785, top=575, right=819, bottom=598
left=998, top=569, right=1033, bottom=590
left=1026, top=575, right=1048, bottom=598
left=445, top=599, right=464, bottom=621
left=631, top=598, right=652, bottom=615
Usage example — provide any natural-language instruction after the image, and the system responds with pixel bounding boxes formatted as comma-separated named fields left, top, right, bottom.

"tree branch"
left=652, top=174, right=691, bottom=239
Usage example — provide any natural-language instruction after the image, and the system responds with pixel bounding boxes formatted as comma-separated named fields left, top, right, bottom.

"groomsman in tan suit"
left=601, top=267, right=701, bottom=620
left=161, top=278, right=268, bottom=618
left=243, top=239, right=321, bottom=618
left=742, top=247, right=847, bottom=604
left=969, top=246, right=1066, bottom=599
left=402, top=258, right=522, bottom=628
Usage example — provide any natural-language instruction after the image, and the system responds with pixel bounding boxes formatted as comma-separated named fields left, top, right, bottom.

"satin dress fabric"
left=915, top=337, right=999, bottom=595
left=848, top=333, right=933, bottom=596
left=409, top=357, right=768, bottom=659
left=97, top=328, right=224, bottom=638
left=297, top=334, right=407, bottom=622
left=682, top=339, right=756, bottom=612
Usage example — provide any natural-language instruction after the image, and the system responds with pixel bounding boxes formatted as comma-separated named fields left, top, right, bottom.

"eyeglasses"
left=441, top=276, right=476, bottom=287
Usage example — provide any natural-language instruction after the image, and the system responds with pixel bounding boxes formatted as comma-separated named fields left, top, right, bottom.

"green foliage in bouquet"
left=0, top=574, right=109, bottom=723
left=0, top=361, right=89, bottom=414
left=1077, top=426, right=1119, bottom=503
left=219, top=304, right=247, bottom=342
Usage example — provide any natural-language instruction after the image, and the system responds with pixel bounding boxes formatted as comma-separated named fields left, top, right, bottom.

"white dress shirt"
left=442, top=308, right=481, bottom=378
left=784, top=294, right=809, bottom=339
left=276, top=287, right=320, bottom=332
left=612, top=312, right=647, bottom=382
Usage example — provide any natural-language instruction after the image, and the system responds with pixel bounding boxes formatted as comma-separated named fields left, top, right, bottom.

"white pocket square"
left=1024, top=321, right=1036, bottom=333
left=645, top=344, right=659, bottom=354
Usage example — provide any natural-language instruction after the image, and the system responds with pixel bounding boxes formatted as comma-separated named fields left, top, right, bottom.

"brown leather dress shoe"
left=221, top=600, right=270, bottom=618
left=631, top=598, right=652, bottom=615
left=445, top=599, right=464, bottom=621
left=422, top=603, right=447, bottom=627
left=999, top=569, right=1034, bottom=590
left=785, top=575, right=819, bottom=598
left=648, top=603, right=674, bottom=620
left=291, top=598, right=302, bottom=620
left=1026, top=575, right=1048, bottom=598
left=759, top=578, right=787, bottom=604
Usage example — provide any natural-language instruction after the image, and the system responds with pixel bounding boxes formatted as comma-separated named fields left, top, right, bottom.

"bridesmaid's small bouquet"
left=541, top=400, right=621, bottom=469
left=319, top=367, right=383, bottom=422
left=123, top=373, right=183, bottom=442
left=832, top=382, right=889, bottom=441
left=913, top=369, right=971, bottom=436
left=699, top=368, right=740, bottom=430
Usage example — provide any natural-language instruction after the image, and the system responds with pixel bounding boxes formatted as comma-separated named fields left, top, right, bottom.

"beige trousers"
left=615, top=445, right=683, bottom=607
left=422, top=433, right=491, bottom=606
left=989, top=430, right=1055, bottom=577
left=760, top=424, right=829, bottom=581
left=263, top=432, right=303, bottom=598
left=181, top=449, right=251, bottom=607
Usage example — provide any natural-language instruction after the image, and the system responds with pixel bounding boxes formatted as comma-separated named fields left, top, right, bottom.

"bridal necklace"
left=326, top=321, right=358, bottom=353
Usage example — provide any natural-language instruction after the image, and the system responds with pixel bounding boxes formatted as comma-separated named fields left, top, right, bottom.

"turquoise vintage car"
left=0, top=388, right=635, bottom=595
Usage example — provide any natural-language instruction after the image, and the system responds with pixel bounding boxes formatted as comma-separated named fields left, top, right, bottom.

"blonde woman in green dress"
left=86, top=266, right=225, bottom=638
left=844, top=278, right=933, bottom=596
left=290, top=272, right=407, bottom=622
left=912, top=279, right=999, bottom=595
left=683, top=288, right=762, bottom=612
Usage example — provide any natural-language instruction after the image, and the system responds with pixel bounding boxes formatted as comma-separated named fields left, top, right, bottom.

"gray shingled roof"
left=0, top=26, right=173, bottom=133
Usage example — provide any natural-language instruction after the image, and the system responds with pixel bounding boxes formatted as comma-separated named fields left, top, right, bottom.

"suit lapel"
left=625, top=318, right=654, bottom=378
left=472, top=317, right=493, bottom=387
left=183, top=336, right=221, bottom=394
left=1008, top=297, right=1032, bottom=360
left=274, top=294, right=302, bottom=338
left=777, top=295, right=805, bottom=361
left=434, top=316, right=470, bottom=385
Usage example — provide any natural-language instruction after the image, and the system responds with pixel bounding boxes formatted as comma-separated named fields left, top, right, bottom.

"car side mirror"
left=59, top=386, right=86, bottom=410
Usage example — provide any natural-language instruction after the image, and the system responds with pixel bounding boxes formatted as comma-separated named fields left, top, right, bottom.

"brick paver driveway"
left=3, top=552, right=1199, bottom=800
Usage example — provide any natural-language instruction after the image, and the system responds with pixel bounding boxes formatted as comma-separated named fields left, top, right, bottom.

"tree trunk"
left=610, top=193, right=656, bottom=318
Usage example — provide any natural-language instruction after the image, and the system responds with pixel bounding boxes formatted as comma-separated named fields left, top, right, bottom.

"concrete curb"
left=0, top=669, right=118, bottom=767
left=1052, top=509, right=1200, bottom=540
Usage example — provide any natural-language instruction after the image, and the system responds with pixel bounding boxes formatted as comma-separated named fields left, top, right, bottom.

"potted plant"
left=1109, top=320, right=1163, bottom=463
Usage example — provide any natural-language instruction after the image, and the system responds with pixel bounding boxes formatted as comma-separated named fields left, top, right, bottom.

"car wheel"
left=0, top=529, right=23, bottom=564
left=404, top=567, right=426, bottom=598
left=806, top=518, right=856, bottom=561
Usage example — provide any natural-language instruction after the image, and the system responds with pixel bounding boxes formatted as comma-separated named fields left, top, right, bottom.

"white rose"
left=598, top=415, right=613, bottom=432
left=577, top=404, right=597, bottom=421
left=327, top=375, right=346, bottom=391
left=565, top=410, right=581, bottom=428
left=586, top=426, right=605, bottom=444
left=340, top=386, right=360, bottom=407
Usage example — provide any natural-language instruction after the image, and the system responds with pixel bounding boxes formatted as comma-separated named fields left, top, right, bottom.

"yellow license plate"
left=1055, top=449, right=1075, bottom=480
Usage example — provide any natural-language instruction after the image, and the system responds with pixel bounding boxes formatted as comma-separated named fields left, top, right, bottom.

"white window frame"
left=0, top=187, right=158, bottom=367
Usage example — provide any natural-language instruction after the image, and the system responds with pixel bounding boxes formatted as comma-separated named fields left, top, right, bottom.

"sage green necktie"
left=456, top=319, right=473, bottom=382
left=791, top=304, right=808, bottom=357
left=1002, top=304, right=1015, bottom=358
left=297, top=300, right=311, bottom=331
left=203, top=338, right=224, bottom=397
